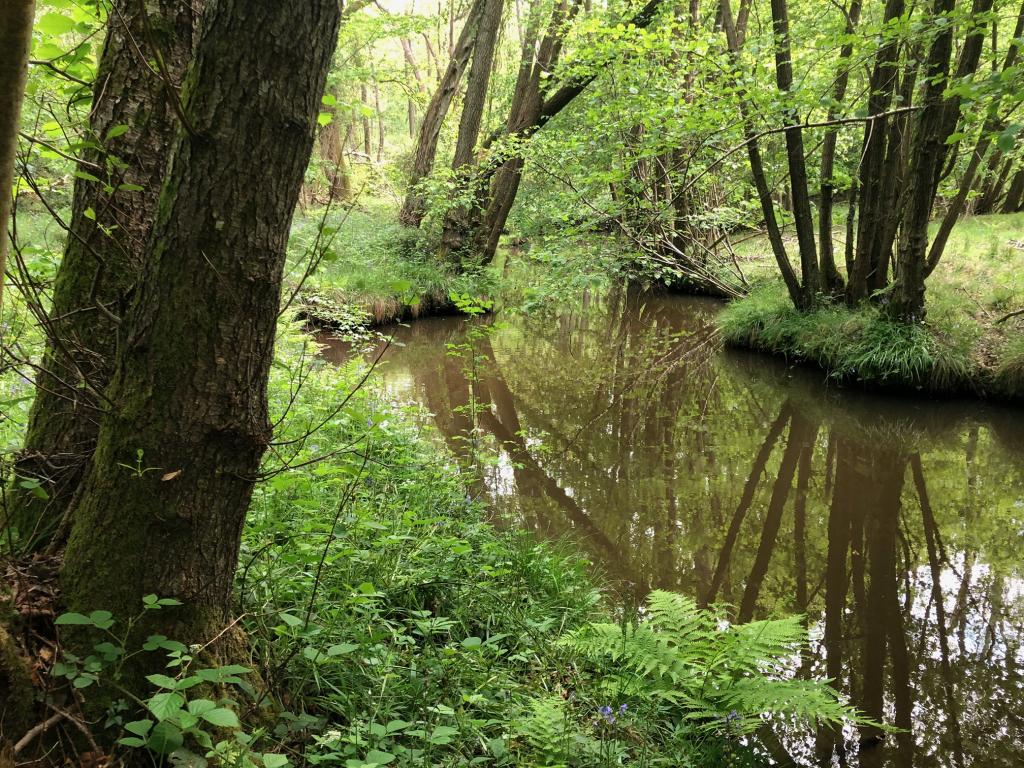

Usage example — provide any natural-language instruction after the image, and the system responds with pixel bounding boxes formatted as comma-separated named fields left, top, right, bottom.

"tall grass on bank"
left=718, top=285, right=978, bottom=393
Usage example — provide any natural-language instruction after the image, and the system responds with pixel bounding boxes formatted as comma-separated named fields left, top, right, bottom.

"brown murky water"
left=320, top=287, right=1024, bottom=767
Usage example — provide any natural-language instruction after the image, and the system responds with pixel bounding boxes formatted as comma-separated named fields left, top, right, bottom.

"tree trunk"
left=0, top=0, right=34, bottom=313
left=891, top=0, right=984, bottom=321
left=7, top=0, right=202, bottom=547
left=818, top=0, right=862, bottom=295
left=360, top=83, right=372, bottom=158
left=399, top=0, right=486, bottom=226
left=60, top=0, right=341, bottom=672
left=441, top=0, right=665, bottom=265
left=721, top=0, right=804, bottom=307
left=319, top=111, right=354, bottom=201
left=769, top=0, right=820, bottom=304
left=1002, top=168, right=1024, bottom=213
left=848, top=0, right=905, bottom=304
left=452, top=0, right=503, bottom=169
left=373, top=80, right=385, bottom=163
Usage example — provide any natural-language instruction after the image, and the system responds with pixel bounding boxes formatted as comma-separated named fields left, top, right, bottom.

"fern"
left=560, top=590, right=867, bottom=735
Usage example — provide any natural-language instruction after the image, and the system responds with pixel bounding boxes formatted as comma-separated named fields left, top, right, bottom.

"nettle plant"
left=54, top=597, right=290, bottom=767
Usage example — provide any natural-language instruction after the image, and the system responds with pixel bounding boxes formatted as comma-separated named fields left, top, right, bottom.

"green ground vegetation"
left=719, top=212, right=1024, bottom=396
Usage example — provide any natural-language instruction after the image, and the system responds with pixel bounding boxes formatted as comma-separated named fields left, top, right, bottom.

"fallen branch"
left=13, top=712, right=63, bottom=754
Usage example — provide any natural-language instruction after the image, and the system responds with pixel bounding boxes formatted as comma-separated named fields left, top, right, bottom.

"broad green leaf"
left=123, top=719, right=153, bottom=737
left=38, top=12, right=77, bottom=36
left=55, top=612, right=92, bottom=625
left=200, top=707, right=240, bottom=728
left=146, top=673, right=178, bottom=690
left=147, top=721, right=184, bottom=754
left=147, top=691, right=185, bottom=721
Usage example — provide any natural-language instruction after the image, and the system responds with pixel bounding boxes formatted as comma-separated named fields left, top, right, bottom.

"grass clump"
left=995, top=334, right=1024, bottom=394
left=718, top=284, right=977, bottom=392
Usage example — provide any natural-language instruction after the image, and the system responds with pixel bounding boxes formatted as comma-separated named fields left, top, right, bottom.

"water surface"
left=320, top=288, right=1024, bottom=767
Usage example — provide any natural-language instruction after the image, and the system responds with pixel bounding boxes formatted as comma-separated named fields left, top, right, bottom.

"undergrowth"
left=287, top=201, right=491, bottom=328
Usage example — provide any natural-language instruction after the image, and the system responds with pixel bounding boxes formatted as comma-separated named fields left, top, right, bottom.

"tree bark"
left=818, top=0, right=862, bottom=295
left=0, top=0, right=34, bottom=313
left=452, top=0, right=504, bottom=169
left=8, top=0, right=202, bottom=547
left=847, top=0, right=905, bottom=304
left=60, top=0, right=341, bottom=668
left=1002, top=168, right=1024, bottom=213
left=319, top=110, right=354, bottom=201
left=769, top=0, right=820, bottom=304
left=399, top=0, right=487, bottom=226
left=891, top=0, right=979, bottom=321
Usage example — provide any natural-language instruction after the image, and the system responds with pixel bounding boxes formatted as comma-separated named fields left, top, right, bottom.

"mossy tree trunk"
left=0, top=0, right=34, bottom=314
left=60, top=0, right=341, bottom=659
left=8, top=0, right=202, bottom=547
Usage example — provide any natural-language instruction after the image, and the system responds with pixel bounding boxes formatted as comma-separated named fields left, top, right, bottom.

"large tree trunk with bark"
left=398, top=0, right=486, bottom=226
left=59, top=0, right=341, bottom=671
left=8, top=0, right=202, bottom=547
left=0, top=1, right=34, bottom=314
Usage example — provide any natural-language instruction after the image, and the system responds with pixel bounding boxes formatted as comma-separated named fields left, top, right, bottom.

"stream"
left=319, top=287, right=1024, bottom=767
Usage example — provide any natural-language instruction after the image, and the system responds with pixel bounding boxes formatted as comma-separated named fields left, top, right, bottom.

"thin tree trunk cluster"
left=724, top=0, right=1001, bottom=320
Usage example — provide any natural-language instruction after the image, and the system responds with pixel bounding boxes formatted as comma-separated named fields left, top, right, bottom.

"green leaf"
left=278, top=612, right=303, bottom=627
left=317, top=112, right=333, bottom=127
left=105, top=124, right=130, bottom=140
left=37, top=12, right=77, bottom=36
left=146, top=673, right=178, bottom=690
left=117, top=737, right=146, bottom=748
left=123, top=719, right=153, bottom=737
left=200, top=707, right=240, bottom=728
left=365, top=751, right=395, bottom=766
left=147, top=691, right=185, bottom=721
left=147, top=721, right=184, bottom=754
left=263, top=755, right=289, bottom=768
left=55, top=612, right=92, bottom=625
left=186, top=698, right=216, bottom=716
left=88, top=610, right=114, bottom=629
left=327, top=642, right=358, bottom=656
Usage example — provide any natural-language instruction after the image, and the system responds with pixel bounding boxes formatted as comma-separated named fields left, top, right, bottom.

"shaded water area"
left=319, top=288, right=1024, bottom=767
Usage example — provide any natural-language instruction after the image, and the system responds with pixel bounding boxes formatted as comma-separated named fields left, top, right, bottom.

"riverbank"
left=716, top=213, right=1024, bottom=400
left=288, top=200, right=491, bottom=332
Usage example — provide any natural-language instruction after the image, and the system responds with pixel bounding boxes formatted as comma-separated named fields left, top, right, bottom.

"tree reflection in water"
left=318, top=286, right=1024, bottom=767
